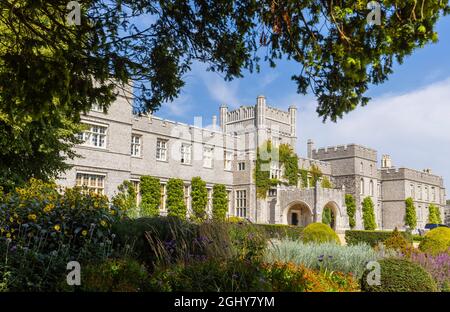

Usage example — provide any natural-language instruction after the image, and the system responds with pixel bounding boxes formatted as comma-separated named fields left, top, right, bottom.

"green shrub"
left=362, top=197, right=376, bottom=230
left=166, top=178, right=186, bottom=219
left=428, top=204, right=442, bottom=224
left=190, top=177, right=208, bottom=222
left=383, top=228, right=413, bottom=255
left=265, top=239, right=377, bottom=280
left=212, top=184, right=228, bottom=220
left=361, top=258, right=438, bottom=292
left=302, top=223, right=340, bottom=244
left=140, top=176, right=161, bottom=217
left=228, top=223, right=268, bottom=261
left=112, top=180, right=138, bottom=218
left=345, top=194, right=356, bottom=229
left=345, top=230, right=412, bottom=247
left=321, top=176, right=333, bottom=189
left=254, top=224, right=303, bottom=240
left=419, top=227, right=450, bottom=256
left=79, top=258, right=150, bottom=292
left=322, top=207, right=332, bottom=226
left=405, top=197, right=417, bottom=229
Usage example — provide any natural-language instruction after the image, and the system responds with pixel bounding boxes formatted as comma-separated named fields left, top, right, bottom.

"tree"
left=212, top=184, right=228, bottom=221
left=190, top=177, right=208, bottom=222
left=428, top=204, right=442, bottom=224
left=140, top=176, right=161, bottom=217
left=362, top=196, right=376, bottom=230
left=166, top=178, right=186, bottom=219
left=112, top=180, right=138, bottom=218
left=1, top=1, right=449, bottom=188
left=345, top=194, right=356, bottom=229
left=405, top=197, right=417, bottom=229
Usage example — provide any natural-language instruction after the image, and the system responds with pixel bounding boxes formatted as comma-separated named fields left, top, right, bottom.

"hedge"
left=345, top=230, right=412, bottom=247
left=253, top=224, right=304, bottom=240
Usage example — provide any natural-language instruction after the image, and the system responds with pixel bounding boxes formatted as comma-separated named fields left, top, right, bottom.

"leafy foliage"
left=112, top=181, right=138, bottom=218
left=212, top=184, right=228, bottom=221
left=361, top=258, right=437, bottom=292
left=302, top=223, right=340, bottom=244
left=345, top=230, right=412, bottom=248
left=383, top=228, right=413, bottom=255
left=299, top=169, right=309, bottom=188
left=322, top=206, right=332, bottom=226
left=362, top=197, right=376, bottom=230
left=190, top=177, right=208, bottom=222
left=279, top=144, right=299, bottom=186
left=345, top=194, right=356, bottom=229
left=405, top=197, right=417, bottom=229
left=428, top=204, right=442, bottom=224
left=321, top=176, right=333, bottom=189
left=309, top=164, right=323, bottom=187
left=419, top=227, right=450, bottom=256
left=140, top=176, right=161, bottom=217
left=166, top=178, right=186, bottom=219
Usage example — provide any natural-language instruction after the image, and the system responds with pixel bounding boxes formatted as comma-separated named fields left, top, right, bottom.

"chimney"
left=307, top=139, right=315, bottom=158
left=381, top=155, right=392, bottom=168
left=212, top=115, right=217, bottom=130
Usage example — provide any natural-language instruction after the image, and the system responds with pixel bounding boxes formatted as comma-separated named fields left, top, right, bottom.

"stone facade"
left=56, top=93, right=447, bottom=232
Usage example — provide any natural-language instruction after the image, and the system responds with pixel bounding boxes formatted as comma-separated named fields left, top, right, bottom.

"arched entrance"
left=322, top=201, right=339, bottom=230
left=286, top=201, right=313, bottom=227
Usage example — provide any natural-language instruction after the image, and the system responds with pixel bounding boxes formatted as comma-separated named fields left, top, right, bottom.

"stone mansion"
left=57, top=89, right=447, bottom=232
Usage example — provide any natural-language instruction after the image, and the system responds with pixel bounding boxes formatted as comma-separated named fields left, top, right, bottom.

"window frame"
left=75, top=172, right=106, bottom=195
left=77, top=122, right=108, bottom=149
left=156, top=138, right=168, bottom=161
left=131, top=134, right=142, bottom=157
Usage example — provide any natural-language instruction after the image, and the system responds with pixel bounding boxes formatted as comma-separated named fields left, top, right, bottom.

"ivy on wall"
left=428, top=203, right=442, bottom=224
left=212, top=184, right=228, bottom=220
left=321, top=176, right=333, bottom=189
left=405, top=197, right=417, bottom=229
left=140, top=176, right=161, bottom=217
left=309, top=164, right=323, bottom=187
left=299, top=169, right=308, bottom=188
left=345, top=194, right=356, bottom=229
left=112, top=180, right=138, bottom=218
left=255, top=141, right=300, bottom=198
left=191, top=176, right=208, bottom=222
left=362, top=196, right=376, bottom=230
left=166, top=178, right=186, bottom=219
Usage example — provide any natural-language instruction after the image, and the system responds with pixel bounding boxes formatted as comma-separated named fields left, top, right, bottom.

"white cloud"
left=296, top=76, right=450, bottom=193
left=161, top=93, right=193, bottom=117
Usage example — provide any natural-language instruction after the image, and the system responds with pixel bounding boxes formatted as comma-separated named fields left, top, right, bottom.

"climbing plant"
left=212, top=184, right=228, bottom=221
left=345, top=194, right=356, bottom=229
left=112, top=180, right=138, bottom=218
left=405, top=197, right=417, bottom=229
left=362, top=196, right=376, bottom=230
left=255, top=141, right=301, bottom=198
left=309, top=164, right=323, bottom=187
left=428, top=204, right=442, bottom=224
left=299, top=169, right=308, bottom=188
left=321, top=176, right=333, bottom=189
left=166, top=178, right=187, bottom=219
left=191, top=176, right=208, bottom=222
left=140, top=176, right=161, bottom=217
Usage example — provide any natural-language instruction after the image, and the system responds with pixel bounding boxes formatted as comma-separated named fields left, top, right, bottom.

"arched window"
left=360, top=178, right=364, bottom=195
left=369, top=180, right=374, bottom=196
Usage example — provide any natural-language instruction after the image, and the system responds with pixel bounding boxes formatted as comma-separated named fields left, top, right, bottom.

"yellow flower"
left=6, top=233, right=11, bottom=238
left=100, top=220, right=107, bottom=227
left=28, top=214, right=37, bottom=221
left=43, top=203, right=55, bottom=213
left=110, top=210, right=116, bottom=215
left=9, top=217, right=13, bottom=223
left=54, top=224, right=61, bottom=232
left=81, top=230, right=88, bottom=236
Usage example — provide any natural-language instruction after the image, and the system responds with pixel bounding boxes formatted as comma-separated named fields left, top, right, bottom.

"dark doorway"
left=291, top=212, right=299, bottom=226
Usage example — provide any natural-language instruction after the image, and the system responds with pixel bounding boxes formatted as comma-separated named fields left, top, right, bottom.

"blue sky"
left=155, top=15, right=450, bottom=194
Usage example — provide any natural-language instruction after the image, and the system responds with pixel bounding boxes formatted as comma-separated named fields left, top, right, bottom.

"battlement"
left=226, top=106, right=255, bottom=124
left=380, top=167, right=444, bottom=186
left=313, top=144, right=377, bottom=161
left=265, top=106, right=290, bottom=124
left=298, top=156, right=332, bottom=176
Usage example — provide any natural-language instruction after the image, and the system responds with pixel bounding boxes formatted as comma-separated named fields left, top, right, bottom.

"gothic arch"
left=283, top=201, right=313, bottom=227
